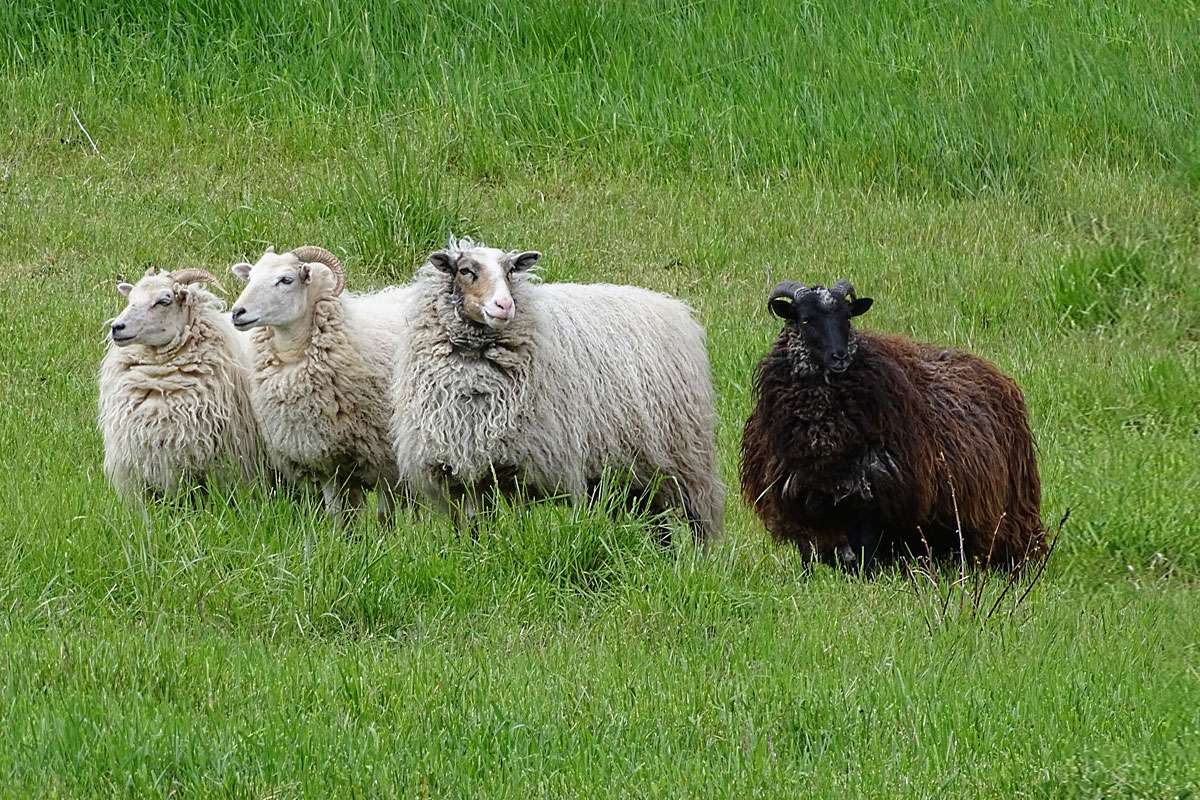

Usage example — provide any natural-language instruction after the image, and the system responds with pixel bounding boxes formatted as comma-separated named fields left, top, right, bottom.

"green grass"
left=2, top=1, right=1200, bottom=796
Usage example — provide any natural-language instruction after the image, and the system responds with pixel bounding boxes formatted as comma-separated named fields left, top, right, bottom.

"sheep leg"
left=448, top=504, right=481, bottom=542
left=393, top=482, right=425, bottom=521
left=376, top=484, right=396, bottom=528
left=138, top=497, right=152, bottom=532
left=347, top=483, right=366, bottom=514
left=451, top=490, right=482, bottom=542
left=845, top=517, right=882, bottom=571
left=321, top=480, right=347, bottom=528
left=462, top=494, right=481, bottom=542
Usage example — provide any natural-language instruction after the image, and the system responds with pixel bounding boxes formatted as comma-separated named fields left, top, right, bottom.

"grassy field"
left=2, top=1, right=1199, bottom=796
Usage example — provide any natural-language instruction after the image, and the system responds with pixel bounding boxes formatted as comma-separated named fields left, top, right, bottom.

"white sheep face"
left=429, top=244, right=540, bottom=331
left=110, top=274, right=191, bottom=348
left=230, top=250, right=337, bottom=331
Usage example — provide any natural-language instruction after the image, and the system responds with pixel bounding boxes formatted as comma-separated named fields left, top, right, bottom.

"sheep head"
left=109, top=268, right=214, bottom=349
left=767, top=279, right=874, bottom=374
left=229, top=245, right=345, bottom=332
left=427, top=235, right=540, bottom=332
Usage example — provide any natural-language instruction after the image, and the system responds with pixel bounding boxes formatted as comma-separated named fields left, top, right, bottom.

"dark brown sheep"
left=740, top=279, right=1045, bottom=569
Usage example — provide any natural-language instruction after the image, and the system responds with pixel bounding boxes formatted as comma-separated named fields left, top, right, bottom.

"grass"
left=2, top=1, right=1200, bottom=796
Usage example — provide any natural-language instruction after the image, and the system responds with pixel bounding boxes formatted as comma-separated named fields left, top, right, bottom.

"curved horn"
left=768, top=280, right=809, bottom=303
left=291, top=245, right=345, bottom=295
left=831, top=278, right=856, bottom=300
left=767, top=281, right=809, bottom=319
left=169, top=269, right=223, bottom=291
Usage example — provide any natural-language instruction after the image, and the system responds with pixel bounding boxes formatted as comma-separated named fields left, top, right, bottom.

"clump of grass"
left=335, top=136, right=471, bottom=274
left=1114, top=355, right=1199, bottom=432
left=906, top=510, right=1067, bottom=633
left=1051, top=244, right=1146, bottom=329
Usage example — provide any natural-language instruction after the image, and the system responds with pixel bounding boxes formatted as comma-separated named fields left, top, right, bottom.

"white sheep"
left=98, top=268, right=260, bottom=501
left=389, top=236, right=725, bottom=543
left=230, top=245, right=415, bottom=525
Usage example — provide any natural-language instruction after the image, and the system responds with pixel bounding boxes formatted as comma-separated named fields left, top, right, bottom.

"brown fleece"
left=740, top=328, right=1044, bottom=567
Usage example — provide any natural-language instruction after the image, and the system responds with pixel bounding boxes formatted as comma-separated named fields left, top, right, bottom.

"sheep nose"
left=489, top=298, right=515, bottom=320
left=231, top=307, right=246, bottom=320
left=832, top=349, right=848, bottom=362
left=111, top=321, right=125, bottom=333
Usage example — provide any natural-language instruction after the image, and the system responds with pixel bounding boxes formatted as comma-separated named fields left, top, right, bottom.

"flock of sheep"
left=99, top=238, right=1045, bottom=570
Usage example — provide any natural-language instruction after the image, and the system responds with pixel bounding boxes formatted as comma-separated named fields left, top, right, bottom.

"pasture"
left=1, top=1, right=1198, bottom=795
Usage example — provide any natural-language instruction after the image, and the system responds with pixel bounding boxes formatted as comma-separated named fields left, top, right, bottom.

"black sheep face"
left=768, top=280, right=873, bottom=373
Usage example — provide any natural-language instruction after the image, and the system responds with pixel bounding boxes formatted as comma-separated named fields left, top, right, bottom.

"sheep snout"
left=482, top=298, right=515, bottom=327
left=230, top=307, right=257, bottom=329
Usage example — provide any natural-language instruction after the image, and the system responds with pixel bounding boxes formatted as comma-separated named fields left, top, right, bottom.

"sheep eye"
left=458, top=267, right=476, bottom=278
left=798, top=318, right=809, bottom=325
left=157, top=296, right=172, bottom=307
left=277, top=276, right=294, bottom=286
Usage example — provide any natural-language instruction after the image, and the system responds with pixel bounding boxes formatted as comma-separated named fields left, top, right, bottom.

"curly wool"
left=98, top=289, right=260, bottom=498
left=248, top=287, right=414, bottom=491
left=390, top=266, right=725, bottom=540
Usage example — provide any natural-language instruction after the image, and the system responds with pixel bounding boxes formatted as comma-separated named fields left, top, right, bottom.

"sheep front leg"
left=376, top=483, right=396, bottom=529
left=138, top=496, right=153, bottom=532
left=443, top=487, right=483, bottom=542
left=428, top=469, right=480, bottom=540
left=841, top=516, right=882, bottom=572
left=458, top=492, right=480, bottom=542
left=347, top=484, right=366, bottom=514
left=322, top=479, right=347, bottom=529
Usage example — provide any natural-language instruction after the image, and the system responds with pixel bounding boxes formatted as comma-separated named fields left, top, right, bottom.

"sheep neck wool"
left=784, top=327, right=861, bottom=377
left=390, top=268, right=535, bottom=487
left=247, top=294, right=400, bottom=490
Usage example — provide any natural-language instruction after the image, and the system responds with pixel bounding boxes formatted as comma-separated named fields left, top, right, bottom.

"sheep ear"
left=849, top=297, right=873, bottom=317
left=768, top=296, right=796, bottom=320
left=429, top=250, right=456, bottom=274
left=507, top=250, right=540, bottom=272
left=117, top=282, right=134, bottom=296
left=231, top=262, right=252, bottom=282
left=298, top=263, right=312, bottom=283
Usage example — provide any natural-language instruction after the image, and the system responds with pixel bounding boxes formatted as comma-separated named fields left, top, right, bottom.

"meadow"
left=1, top=1, right=1198, bottom=796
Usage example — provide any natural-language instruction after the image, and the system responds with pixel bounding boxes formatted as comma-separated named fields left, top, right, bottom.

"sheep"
left=230, top=245, right=415, bottom=525
left=388, top=235, right=725, bottom=544
left=98, top=268, right=260, bottom=501
left=739, top=279, right=1045, bottom=569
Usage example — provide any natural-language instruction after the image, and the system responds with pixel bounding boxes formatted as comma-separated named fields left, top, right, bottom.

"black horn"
left=831, top=278, right=856, bottom=300
left=768, top=281, right=808, bottom=319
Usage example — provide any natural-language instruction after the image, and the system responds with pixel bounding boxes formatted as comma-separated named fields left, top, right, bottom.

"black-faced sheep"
left=230, top=245, right=416, bottom=526
left=740, top=279, right=1044, bottom=568
left=388, top=236, right=725, bottom=543
left=98, top=268, right=260, bottom=500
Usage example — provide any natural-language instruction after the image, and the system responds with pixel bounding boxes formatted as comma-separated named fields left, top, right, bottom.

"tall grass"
left=4, top=0, right=1199, bottom=192
left=332, top=133, right=469, bottom=271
